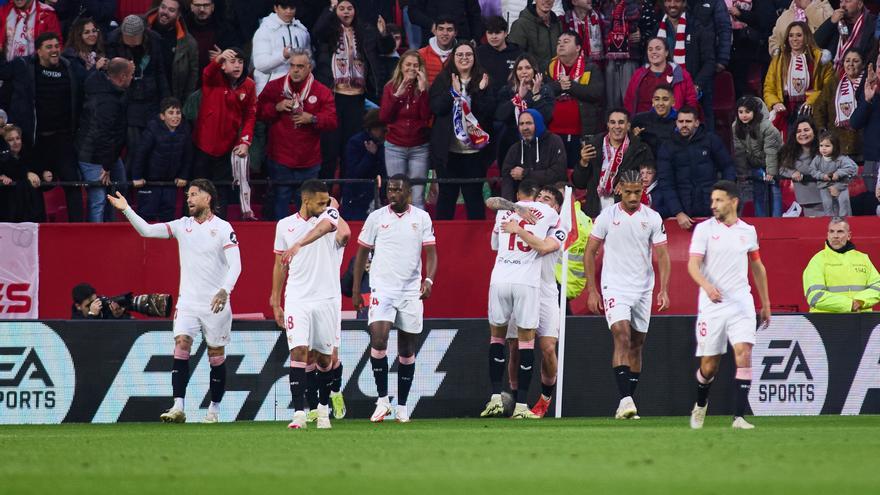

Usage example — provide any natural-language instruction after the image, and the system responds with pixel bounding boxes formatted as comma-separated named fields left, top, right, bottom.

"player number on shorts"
left=604, top=297, right=616, bottom=309
left=287, top=316, right=295, bottom=330
left=506, top=220, right=532, bottom=252
left=698, top=321, right=707, bottom=337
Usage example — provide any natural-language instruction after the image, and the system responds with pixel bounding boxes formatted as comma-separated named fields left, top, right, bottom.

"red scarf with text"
left=598, top=134, right=630, bottom=197
left=834, top=74, right=862, bottom=127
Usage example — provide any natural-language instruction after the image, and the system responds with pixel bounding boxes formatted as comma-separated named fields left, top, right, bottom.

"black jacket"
left=428, top=70, right=496, bottom=176
left=312, top=8, right=394, bottom=100
left=105, top=28, right=170, bottom=128
left=501, top=131, right=568, bottom=201
left=409, top=0, right=485, bottom=44
left=76, top=71, right=128, bottom=169
left=572, top=132, right=654, bottom=217
left=546, top=61, right=605, bottom=136
left=814, top=11, right=878, bottom=64
left=656, top=125, right=736, bottom=217
left=632, top=109, right=677, bottom=157
left=475, top=42, right=523, bottom=98
left=682, top=21, right=717, bottom=91
left=130, top=117, right=193, bottom=181
left=0, top=55, right=84, bottom=147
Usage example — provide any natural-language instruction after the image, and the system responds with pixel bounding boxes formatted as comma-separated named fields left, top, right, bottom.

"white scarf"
left=283, top=72, right=314, bottom=116
left=834, top=74, right=861, bottom=127
left=834, top=10, right=866, bottom=73
left=429, top=37, right=452, bottom=63
left=597, top=134, right=629, bottom=197
left=786, top=53, right=809, bottom=101
left=6, top=1, right=35, bottom=62
left=231, top=154, right=253, bottom=218
left=657, top=12, right=687, bottom=66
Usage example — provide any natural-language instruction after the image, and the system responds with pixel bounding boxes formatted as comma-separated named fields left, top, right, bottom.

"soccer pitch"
left=2, top=416, right=878, bottom=494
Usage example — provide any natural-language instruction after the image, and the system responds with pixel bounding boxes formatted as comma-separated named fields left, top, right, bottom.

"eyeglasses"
left=192, top=3, right=213, bottom=9
left=454, top=53, right=473, bottom=59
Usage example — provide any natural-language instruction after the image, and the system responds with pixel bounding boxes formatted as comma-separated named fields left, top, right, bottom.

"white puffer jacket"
left=252, top=13, right=310, bottom=95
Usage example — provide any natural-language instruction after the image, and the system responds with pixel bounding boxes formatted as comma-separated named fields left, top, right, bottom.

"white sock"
left=208, top=401, right=220, bottom=414
left=378, top=396, right=389, bottom=404
left=173, top=398, right=184, bottom=411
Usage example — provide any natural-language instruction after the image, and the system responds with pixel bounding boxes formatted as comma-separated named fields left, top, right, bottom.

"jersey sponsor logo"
left=750, top=315, right=828, bottom=415
left=843, top=324, right=880, bottom=414
left=0, top=323, right=75, bottom=424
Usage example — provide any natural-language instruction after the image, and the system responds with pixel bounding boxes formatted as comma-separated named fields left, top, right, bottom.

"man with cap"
left=500, top=108, right=568, bottom=201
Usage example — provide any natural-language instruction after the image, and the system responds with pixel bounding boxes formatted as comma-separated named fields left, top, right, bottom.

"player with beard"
left=107, top=179, right=242, bottom=423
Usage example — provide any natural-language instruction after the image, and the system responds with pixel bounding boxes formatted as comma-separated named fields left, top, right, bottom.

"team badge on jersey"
left=411, top=223, right=418, bottom=231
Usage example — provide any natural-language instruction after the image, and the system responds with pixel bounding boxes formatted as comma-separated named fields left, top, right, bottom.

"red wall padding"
left=37, top=217, right=880, bottom=319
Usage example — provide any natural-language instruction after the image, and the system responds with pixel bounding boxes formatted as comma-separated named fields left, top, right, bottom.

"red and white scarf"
left=834, top=74, right=862, bottom=127
left=283, top=72, right=314, bottom=117
left=605, top=1, right=630, bottom=60
left=331, top=27, right=365, bottom=89
left=786, top=53, right=810, bottom=102
left=552, top=53, right=585, bottom=101
left=6, top=1, right=36, bottom=62
left=834, top=10, right=866, bottom=73
left=726, top=0, right=752, bottom=30
left=597, top=134, right=629, bottom=197
left=657, top=13, right=687, bottom=66
left=451, top=87, right=489, bottom=150
left=564, top=9, right=602, bottom=60
left=510, top=93, right=528, bottom=124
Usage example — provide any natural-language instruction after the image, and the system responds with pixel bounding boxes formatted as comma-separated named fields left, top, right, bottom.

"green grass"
left=1, top=416, right=878, bottom=494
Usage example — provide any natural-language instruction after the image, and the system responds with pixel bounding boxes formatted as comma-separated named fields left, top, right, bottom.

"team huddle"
left=107, top=169, right=770, bottom=429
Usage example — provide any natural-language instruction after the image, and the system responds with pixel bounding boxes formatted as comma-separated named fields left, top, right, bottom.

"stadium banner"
left=0, top=222, right=38, bottom=319
left=0, top=314, right=878, bottom=424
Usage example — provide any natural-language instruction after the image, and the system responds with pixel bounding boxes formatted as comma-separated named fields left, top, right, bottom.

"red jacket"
left=256, top=74, right=337, bottom=169
left=193, top=60, right=256, bottom=157
left=418, top=46, right=446, bottom=86
left=623, top=62, right=698, bottom=116
left=0, top=2, right=62, bottom=54
left=379, top=82, right=430, bottom=148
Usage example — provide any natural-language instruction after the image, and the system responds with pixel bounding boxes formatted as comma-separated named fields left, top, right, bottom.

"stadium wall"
left=1, top=315, right=878, bottom=424
left=31, top=217, right=880, bottom=319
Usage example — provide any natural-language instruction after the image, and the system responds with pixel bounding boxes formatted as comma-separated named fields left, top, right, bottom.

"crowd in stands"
left=0, top=0, right=878, bottom=224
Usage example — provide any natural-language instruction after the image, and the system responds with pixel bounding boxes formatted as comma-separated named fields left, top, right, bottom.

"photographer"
left=71, top=283, right=129, bottom=319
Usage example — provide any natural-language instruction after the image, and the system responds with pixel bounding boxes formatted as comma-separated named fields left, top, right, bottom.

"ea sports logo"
left=0, top=323, right=75, bottom=424
left=750, top=315, right=828, bottom=415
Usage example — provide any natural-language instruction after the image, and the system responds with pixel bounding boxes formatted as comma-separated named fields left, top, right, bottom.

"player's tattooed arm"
left=485, top=197, right=537, bottom=224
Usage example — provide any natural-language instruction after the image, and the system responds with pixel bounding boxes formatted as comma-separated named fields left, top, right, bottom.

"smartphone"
left=581, top=134, right=596, bottom=147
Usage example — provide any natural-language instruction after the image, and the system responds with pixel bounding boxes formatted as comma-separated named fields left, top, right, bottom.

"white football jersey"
left=358, top=205, right=435, bottom=297
left=274, top=208, right=343, bottom=302
left=166, top=215, right=239, bottom=311
left=590, top=203, right=667, bottom=295
left=688, top=217, right=759, bottom=308
left=490, top=201, right=560, bottom=288
left=541, top=226, right=567, bottom=300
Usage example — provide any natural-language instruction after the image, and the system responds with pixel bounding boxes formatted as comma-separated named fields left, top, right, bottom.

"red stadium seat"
left=43, top=187, right=68, bottom=223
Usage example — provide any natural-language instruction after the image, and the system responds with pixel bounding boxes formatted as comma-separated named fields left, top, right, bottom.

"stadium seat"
left=43, top=187, right=68, bottom=223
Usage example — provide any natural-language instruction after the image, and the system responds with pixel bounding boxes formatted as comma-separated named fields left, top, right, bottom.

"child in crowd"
left=810, top=131, right=857, bottom=217
left=732, top=96, right=783, bottom=217
left=130, top=97, right=192, bottom=222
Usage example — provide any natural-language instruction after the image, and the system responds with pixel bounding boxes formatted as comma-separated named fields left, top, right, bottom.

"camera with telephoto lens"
left=98, top=293, right=173, bottom=318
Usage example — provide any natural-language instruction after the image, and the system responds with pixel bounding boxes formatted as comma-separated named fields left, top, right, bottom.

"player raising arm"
left=107, top=179, right=241, bottom=424
left=687, top=180, right=771, bottom=430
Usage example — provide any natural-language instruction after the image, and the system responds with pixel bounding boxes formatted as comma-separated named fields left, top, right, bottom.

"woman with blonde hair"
left=0, top=124, right=44, bottom=221
left=378, top=49, right=431, bottom=207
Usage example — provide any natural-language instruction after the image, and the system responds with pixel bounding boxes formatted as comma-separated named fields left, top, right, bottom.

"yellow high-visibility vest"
left=555, top=201, right=593, bottom=299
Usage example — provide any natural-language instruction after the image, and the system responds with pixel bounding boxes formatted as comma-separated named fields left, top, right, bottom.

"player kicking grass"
left=352, top=175, right=438, bottom=423
left=107, top=179, right=242, bottom=424
left=271, top=180, right=350, bottom=429
left=486, top=185, right=567, bottom=418
left=584, top=170, right=670, bottom=420
left=483, top=180, right=560, bottom=419
left=687, top=180, right=771, bottom=430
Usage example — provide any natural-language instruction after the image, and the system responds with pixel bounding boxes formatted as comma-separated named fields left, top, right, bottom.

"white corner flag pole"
left=555, top=186, right=575, bottom=419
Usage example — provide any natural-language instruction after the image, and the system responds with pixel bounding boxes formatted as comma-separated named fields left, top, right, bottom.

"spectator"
left=564, top=0, right=603, bottom=65
left=53, top=1, right=115, bottom=36
left=495, top=53, right=555, bottom=168
left=257, top=48, right=336, bottom=220
left=851, top=61, right=879, bottom=195
left=810, top=130, right=857, bottom=216
left=732, top=96, right=783, bottom=217
left=417, top=15, right=456, bottom=85
left=769, top=0, right=833, bottom=57
left=313, top=0, right=394, bottom=178
left=638, top=161, right=670, bottom=214
left=803, top=217, right=880, bottom=312
left=76, top=58, right=134, bottom=223
left=632, top=84, right=677, bottom=157
left=656, top=106, right=736, bottom=228
left=185, top=0, right=243, bottom=78
left=192, top=48, right=256, bottom=217
left=0, top=0, right=62, bottom=62
left=0, top=31, right=84, bottom=222
left=0, top=124, right=43, bottom=222
left=572, top=107, right=653, bottom=216
left=105, top=15, right=170, bottom=173
left=624, top=37, right=698, bottom=115
left=813, top=0, right=877, bottom=74
left=597, top=0, right=643, bottom=109
left=656, top=0, right=716, bottom=129
left=429, top=41, right=495, bottom=220
left=409, top=0, right=485, bottom=45
left=476, top=15, right=523, bottom=97
left=814, top=47, right=865, bottom=159
left=509, top=0, right=563, bottom=70
left=252, top=0, right=309, bottom=96
left=379, top=50, right=431, bottom=209
left=376, top=22, right=403, bottom=91
left=763, top=21, right=833, bottom=127
left=146, top=0, right=199, bottom=102
left=130, top=97, right=191, bottom=222
left=501, top=108, right=567, bottom=200
left=778, top=116, right=824, bottom=216
left=61, top=17, right=107, bottom=75
left=686, top=0, right=732, bottom=74
left=342, top=108, right=386, bottom=220
left=502, top=0, right=565, bottom=28
left=726, top=0, right=775, bottom=97
left=546, top=31, right=605, bottom=169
